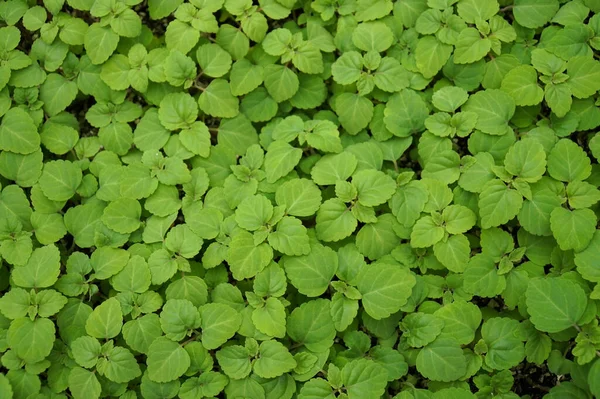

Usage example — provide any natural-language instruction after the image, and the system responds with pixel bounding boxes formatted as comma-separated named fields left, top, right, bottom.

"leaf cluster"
left=1, top=0, right=600, bottom=398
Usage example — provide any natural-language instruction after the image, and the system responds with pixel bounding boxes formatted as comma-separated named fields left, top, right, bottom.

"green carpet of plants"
left=1, top=0, right=600, bottom=397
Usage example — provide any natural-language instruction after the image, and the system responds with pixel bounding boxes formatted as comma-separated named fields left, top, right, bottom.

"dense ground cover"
left=1, top=0, right=600, bottom=398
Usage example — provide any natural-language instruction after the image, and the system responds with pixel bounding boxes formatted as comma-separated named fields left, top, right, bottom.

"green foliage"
left=0, top=0, right=600, bottom=398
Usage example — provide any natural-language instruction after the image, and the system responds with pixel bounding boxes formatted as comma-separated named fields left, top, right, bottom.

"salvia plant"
left=1, top=0, right=600, bottom=398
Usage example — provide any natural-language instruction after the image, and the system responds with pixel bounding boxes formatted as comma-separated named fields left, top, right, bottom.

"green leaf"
left=518, top=191, right=562, bottom=236
left=0, top=149, right=43, bottom=188
left=147, top=337, right=190, bottom=382
left=228, top=230, right=273, bottom=280
left=454, top=28, right=491, bottom=65
left=291, top=74, right=328, bottom=109
left=163, top=224, right=201, bottom=259
left=148, top=0, right=183, bottom=19
left=166, top=275, right=208, bottom=307
left=287, top=299, right=336, bottom=352
left=33, top=213, right=67, bottom=244
left=357, top=262, right=416, bottom=320
left=218, top=114, right=258, bottom=156
left=305, top=120, right=343, bottom=153
left=84, top=24, right=119, bottom=65
left=111, top=255, right=152, bottom=294
left=241, top=88, right=278, bottom=122
left=196, top=43, right=232, bottom=78
left=433, top=234, right=471, bottom=273
left=434, top=300, right=482, bottom=345
left=567, top=181, right=600, bottom=209
left=483, top=54, right=521, bottom=89
left=85, top=297, right=123, bottom=339
left=283, top=243, right=337, bottom=297
left=463, top=254, right=506, bottom=298
left=97, top=345, right=141, bottom=383
left=158, top=92, right=198, bottom=130
left=41, top=122, right=79, bottom=155
left=269, top=216, right=311, bottom=256
left=262, top=28, right=292, bottom=56
left=122, top=314, right=163, bottom=354
left=198, top=79, right=239, bottom=118
left=0, top=288, right=30, bottom=319
left=352, top=170, right=396, bottom=207
left=68, top=367, right=101, bottom=399
left=330, top=292, right=359, bottom=332
left=513, top=0, right=560, bottom=28
left=298, top=378, right=334, bottom=399
left=400, top=313, right=444, bottom=348
left=275, top=178, right=322, bottom=217
left=235, top=194, right=273, bottom=231
left=252, top=297, right=287, bottom=338
left=342, top=358, right=388, bottom=399
left=7, top=317, right=55, bottom=363
left=311, top=152, right=358, bottom=185
left=91, top=246, right=130, bottom=280
left=352, top=22, right=394, bottom=52
left=462, top=89, right=515, bottom=135
left=179, top=372, right=228, bottom=399
left=101, top=55, right=131, bottom=91
left=71, top=335, right=101, bottom=368
left=416, top=36, right=453, bottom=79
left=216, top=345, right=252, bottom=379
left=315, top=198, right=358, bottom=242
left=416, top=338, right=467, bottom=382
left=422, top=150, right=461, bottom=184
left=0, top=233, right=32, bottom=267
left=230, top=59, right=264, bottom=96
left=264, top=141, right=302, bottom=183
left=547, top=139, right=591, bottom=182
left=0, top=25, right=21, bottom=50
left=566, top=56, right=600, bottom=99
left=411, top=216, right=445, bottom=248
left=432, top=86, right=470, bottom=113
left=160, top=299, right=201, bottom=341
left=133, top=109, right=171, bottom=151
left=525, top=277, right=587, bottom=333
left=374, top=57, right=409, bottom=93
left=292, top=42, right=324, bottom=74
left=110, top=8, right=141, bottom=37
left=11, top=244, right=61, bottom=288
left=263, top=64, right=299, bottom=103
left=356, top=214, right=401, bottom=260
left=0, top=107, right=40, bottom=154
left=332, top=51, right=362, bottom=85
left=481, top=317, right=526, bottom=370
left=443, top=205, right=476, bottom=234
left=199, top=303, right=242, bottom=350
left=254, top=340, right=297, bottom=378
left=39, top=160, right=83, bottom=202
left=389, top=180, right=429, bottom=227
left=335, top=93, right=374, bottom=135
left=457, top=0, right=498, bottom=23
left=40, top=74, right=78, bottom=116
left=478, top=180, right=523, bottom=229
left=552, top=2, right=589, bottom=25
left=546, top=24, right=594, bottom=61
left=101, top=198, right=141, bottom=234
left=500, top=65, right=544, bottom=106
left=574, top=230, right=600, bottom=282
left=525, top=326, right=552, bottom=366
left=164, top=49, right=196, bottom=86
left=503, top=139, right=547, bottom=182
left=384, top=89, right=429, bottom=137
left=550, top=207, right=596, bottom=251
